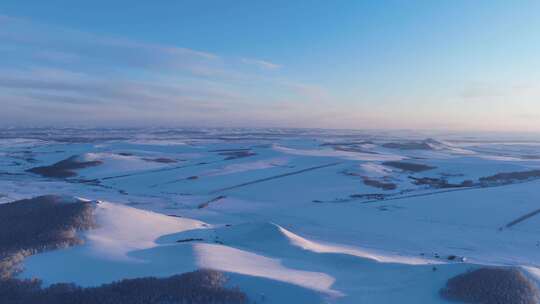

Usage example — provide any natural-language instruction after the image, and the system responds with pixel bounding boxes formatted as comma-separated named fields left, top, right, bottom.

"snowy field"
left=2, top=128, right=540, bottom=303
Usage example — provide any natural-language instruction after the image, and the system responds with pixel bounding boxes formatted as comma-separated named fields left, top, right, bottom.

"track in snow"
left=99, top=160, right=223, bottom=181
left=504, top=208, right=540, bottom=229
left=210, top=162, right=342, bottom=194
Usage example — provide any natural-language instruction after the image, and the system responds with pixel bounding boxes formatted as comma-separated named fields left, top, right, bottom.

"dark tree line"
left=0, top=195, right=95, bottom=279
left=0, top=195, right=248, bottom=303
left=440, top=267, right=540, bottom=304
left=0, top=270, right=247, bottom=304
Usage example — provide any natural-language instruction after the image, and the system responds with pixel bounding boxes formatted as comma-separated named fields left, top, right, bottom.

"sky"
left=0, top=1, right=539, bottom=132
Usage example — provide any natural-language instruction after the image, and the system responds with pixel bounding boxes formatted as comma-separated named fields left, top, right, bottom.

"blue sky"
left=1, top=1, right=539, bottom=131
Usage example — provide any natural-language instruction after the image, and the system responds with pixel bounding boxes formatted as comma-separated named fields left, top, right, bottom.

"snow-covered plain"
left=1, top=128, right=540, bottom=303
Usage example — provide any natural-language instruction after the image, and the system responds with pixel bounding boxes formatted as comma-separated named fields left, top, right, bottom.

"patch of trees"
left=0, top=195, right=95, bottom=279
left=0, top=196, right=248, bottom=303
left=479, top=170, right=540, bottom=186
left=219, top=150, right=256, bottom=161
left=440, top=267, right=540, bottom=304
left=142, top=157, right=178, bottom=164
left=381, top=139, right=440, bottom=150
left=362, top=177, right=397, bottom=190
left=27, top=155, right=102, bottom=178
left=409, top=176, right=474, bottom=189
left=0, top=269, right=247, bottom=304
left=382, top=161, right=436, bottom=173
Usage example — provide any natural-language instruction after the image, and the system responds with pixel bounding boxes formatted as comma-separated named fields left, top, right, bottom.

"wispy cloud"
left=34, top=50, right=81, bottom=63
left=241, top=58, right=282, bottom=70
left=0, top=16, right=220, bottom=75
left=460, top=82, right=540, bottom=100
left=0, top=15, right=333, bottom=128
left=285, top=83, right=329, bottom=100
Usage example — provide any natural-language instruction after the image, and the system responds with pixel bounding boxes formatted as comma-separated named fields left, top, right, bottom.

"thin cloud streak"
left=0, top=15, right=335, bottom=127
left=241, top=58, right=282, bottom=70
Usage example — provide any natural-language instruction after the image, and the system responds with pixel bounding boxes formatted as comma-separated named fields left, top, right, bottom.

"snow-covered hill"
left=2, top=128, right=540, bottom=303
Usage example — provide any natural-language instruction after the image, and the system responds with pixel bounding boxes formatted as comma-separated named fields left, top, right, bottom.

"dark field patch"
left=382, top=161, right=436, bottom=172
left=208, top=149, right=252, bottom=152
left=219, top=150, right=256, bottom=160
left=116, top=152, right=133, bottom=156
left=479, top=170, right=540, bottom=186
left=0, top=195, right=95, bottom=279
left=320, top=141, right=373, bottom=147
left=362, top=177, right=397, bottom=190
left=0, top=269, right=247, bottom=304
left=440, top=267, right=540, bottom=304
left=319, top=141, right=377, bottom=154
left=142, top=157, right=178, bottom=164
left=332, top=146, right=378, bottom=154
left=409, top=177, right=474, bottom=189
left=382, top=142, right=433, bottom=150
left=27, top=155, right=103, bottom=178
left=208, top=148, right=256, bottom=160
left=349, top=193, right=389, bottom=200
